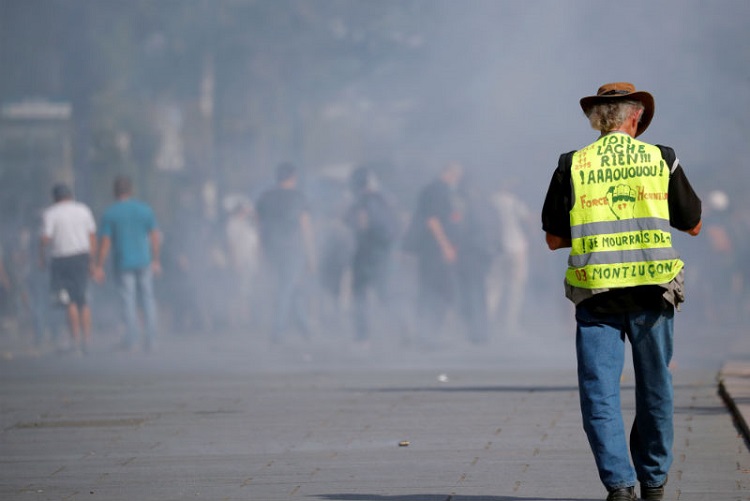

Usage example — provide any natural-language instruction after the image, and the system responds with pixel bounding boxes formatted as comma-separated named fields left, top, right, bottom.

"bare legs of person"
left=66, top=303, right=92, bottom=354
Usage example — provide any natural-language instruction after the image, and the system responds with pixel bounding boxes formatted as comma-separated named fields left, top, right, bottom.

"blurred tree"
left=1, top=0, right=436, bottom=222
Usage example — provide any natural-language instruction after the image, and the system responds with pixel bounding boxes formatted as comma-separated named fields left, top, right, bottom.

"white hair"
left=585, top=100, right=644, bottom=133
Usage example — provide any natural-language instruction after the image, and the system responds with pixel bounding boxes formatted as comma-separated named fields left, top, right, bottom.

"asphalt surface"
left=2, top=322, right=750, bottom=501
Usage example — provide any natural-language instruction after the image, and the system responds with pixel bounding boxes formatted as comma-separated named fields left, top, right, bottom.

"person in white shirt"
left=40, top=183, right=97, bottom=354
left=224, top=196, right=260, bottom=328
left=487, top=184, right=532, bottom=336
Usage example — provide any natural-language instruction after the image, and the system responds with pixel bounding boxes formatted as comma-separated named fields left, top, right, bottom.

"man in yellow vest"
left=542, top=83, right=702, bottom=501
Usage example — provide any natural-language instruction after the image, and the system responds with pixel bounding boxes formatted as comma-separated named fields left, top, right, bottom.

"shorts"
left=50, top=253, right=90, bottom=307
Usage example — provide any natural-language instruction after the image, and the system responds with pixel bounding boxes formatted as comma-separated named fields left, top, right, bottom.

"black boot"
left=640, top=476, right=667, bottom=500
left=606, top=486, right=636, bottom=501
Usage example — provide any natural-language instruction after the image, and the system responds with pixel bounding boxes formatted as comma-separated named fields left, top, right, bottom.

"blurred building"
left=0, top=99, right=74, bottom=229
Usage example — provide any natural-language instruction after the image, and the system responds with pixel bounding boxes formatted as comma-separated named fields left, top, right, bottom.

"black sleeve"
left=541, top=151, right=575, bottom=239
left=668, top=165, right=702, bottom=231
left=656, top=145, right=702, bottom=231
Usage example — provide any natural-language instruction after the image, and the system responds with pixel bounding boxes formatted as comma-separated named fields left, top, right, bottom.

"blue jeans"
left=575, top=303, right=674, bottom=491
left=271, top=253, right=309, bottom=341
left=352, top=249, right=392, bottom=342
left=118, top=267, right=158, bottom=347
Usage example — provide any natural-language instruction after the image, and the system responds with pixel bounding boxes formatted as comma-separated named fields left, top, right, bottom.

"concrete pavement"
left=2, top=326, right=750, bottom=501
left=720, top=361, right=750, bottom=443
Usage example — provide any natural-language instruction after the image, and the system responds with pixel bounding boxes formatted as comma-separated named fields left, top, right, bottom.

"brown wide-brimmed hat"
left=580, top=82, right=654, bottom=137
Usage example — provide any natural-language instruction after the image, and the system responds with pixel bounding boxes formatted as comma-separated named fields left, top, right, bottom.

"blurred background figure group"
left=0, top=159, right=541, bottom=357
left=4, top=156, right=749, bottom=360
left=0, top=2, right=747, bottom=367
left=0, top=176, right=162, bottom=356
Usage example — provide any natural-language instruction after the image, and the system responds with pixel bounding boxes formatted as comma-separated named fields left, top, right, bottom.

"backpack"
left=360, top=192, right=400, bottom=247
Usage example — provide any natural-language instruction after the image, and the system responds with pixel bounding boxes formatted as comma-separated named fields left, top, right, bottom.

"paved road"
left=2, top=327, right=750, bottom=501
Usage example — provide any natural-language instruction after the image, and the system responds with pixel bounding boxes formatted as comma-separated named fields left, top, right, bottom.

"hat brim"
left=580, top=91, right=654, bottom=137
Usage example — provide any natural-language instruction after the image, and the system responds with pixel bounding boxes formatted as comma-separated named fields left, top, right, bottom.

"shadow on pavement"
left=373, top=385, right=579, bottom=393
left=317, top=494, right=595, bottom=501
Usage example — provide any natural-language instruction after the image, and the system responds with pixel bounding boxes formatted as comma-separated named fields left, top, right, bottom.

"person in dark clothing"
left=405, top=163, right=465, bottom=347
left=314, top=177, right=354, bottom=327
left=344, top=166, right=400, bottom=346
left=255, top=162, right=316, bottom=343
left=453, top=177, right=499, bottom=345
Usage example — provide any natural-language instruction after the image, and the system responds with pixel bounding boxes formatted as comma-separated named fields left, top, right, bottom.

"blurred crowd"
left=1, top=163, right=747, bottom=357
left=150, top=160, right=540, bottom=353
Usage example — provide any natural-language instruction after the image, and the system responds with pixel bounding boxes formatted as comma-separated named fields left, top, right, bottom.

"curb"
left=718, top=361, right=750, bottom=445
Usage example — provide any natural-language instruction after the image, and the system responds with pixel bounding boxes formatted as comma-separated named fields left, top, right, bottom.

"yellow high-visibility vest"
left=566, top=133, right=683, bottom=289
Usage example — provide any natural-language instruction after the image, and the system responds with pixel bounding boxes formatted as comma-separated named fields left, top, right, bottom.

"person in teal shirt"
left=94, top=175, right=161, bottom=352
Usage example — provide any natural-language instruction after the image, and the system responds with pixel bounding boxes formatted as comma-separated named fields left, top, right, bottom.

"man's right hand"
left=92, top=266, right=105, bottom=284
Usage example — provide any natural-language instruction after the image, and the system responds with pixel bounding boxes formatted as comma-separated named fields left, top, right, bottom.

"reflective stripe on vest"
left=566, top=133, right=683, bottom=289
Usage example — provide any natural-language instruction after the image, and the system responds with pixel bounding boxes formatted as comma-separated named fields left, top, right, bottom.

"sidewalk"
left=719, top=360, right=750, bottom=441
left=718, top=327, right=750, bottom=448
left=2, top=328, right=750, bottom=500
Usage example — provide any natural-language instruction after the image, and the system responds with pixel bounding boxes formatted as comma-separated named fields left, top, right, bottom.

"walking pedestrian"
left=541, top=82, right=702, bottom=501
left=453, top=176, right=497, bottom=345
left=93, top=175, right=161, bottom=352
left=224, top=195, right=260, bottom=329
left=39, top=183, right=97, bottom=354
left=344, top=166, right=400, bottom=346
left=488, top=182, right=532, bottom=337
left=255, top=162, right=316, bottom=344
left=403, top=162, right=464, bottom=348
